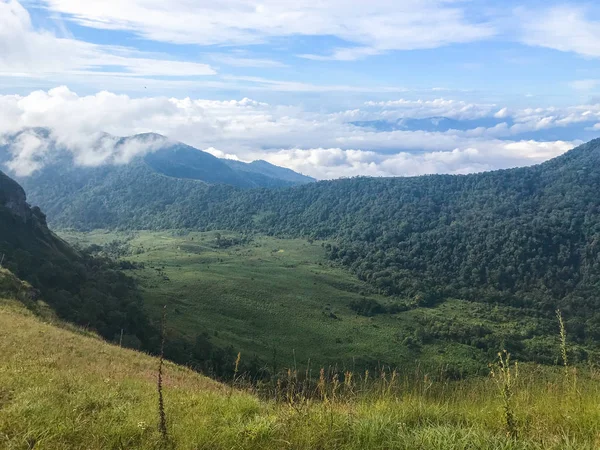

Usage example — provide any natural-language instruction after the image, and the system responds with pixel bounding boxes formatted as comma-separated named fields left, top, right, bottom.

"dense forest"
left=7, top=139, right=600, bottom=357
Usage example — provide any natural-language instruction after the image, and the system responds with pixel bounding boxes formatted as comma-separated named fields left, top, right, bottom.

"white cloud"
left=39, top=0, right=495, bottom=60
left=5, top=130, right=49, bottom=176
left=252, top=140, right=574, bottom=180
left=521, top=5, right=600, bottom=58
left=507, top=105, right=600, bottom=133
left=222, top=75, right=410, bottom=93
left=364, top=98, right=496, bottom=120
left=494, top=107, right=509, bottom=119
left=0, top=87, right=583, bottom=180
left=300, top=47, right=384, bottom=61
left=0, top=0, right=216, bottom=78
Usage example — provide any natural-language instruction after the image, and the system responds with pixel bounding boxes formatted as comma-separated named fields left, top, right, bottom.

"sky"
left=2, top=0, right=600, bottom=179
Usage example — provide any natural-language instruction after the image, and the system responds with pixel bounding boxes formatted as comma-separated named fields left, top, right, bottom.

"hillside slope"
left=0, top=169, right=157, bottom=348
left=0, top=285, right=248, bottom=450
left=2, top=285, right=600, bottom=450
left=223, top=158, right=315, bottom=184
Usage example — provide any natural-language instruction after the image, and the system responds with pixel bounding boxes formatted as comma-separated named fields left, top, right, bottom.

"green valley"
left=59, top=230, right=579, bottom=376
left=6, top=3, right=600, bottom=446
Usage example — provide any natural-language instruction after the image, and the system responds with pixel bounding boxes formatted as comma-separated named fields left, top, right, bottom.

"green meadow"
left=58, top=230, right=564, bottom=374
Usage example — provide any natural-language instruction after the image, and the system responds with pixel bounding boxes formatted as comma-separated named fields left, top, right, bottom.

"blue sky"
left=2, top=0, right=600, bottom=178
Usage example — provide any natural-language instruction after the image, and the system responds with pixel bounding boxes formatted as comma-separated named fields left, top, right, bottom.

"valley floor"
left=1, top=296, right=600, bottom=449
left=58, top=230, right=561, bottom=375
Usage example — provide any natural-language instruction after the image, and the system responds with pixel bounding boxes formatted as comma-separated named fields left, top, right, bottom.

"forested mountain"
left=223, top=158, right=315, bottom=184
left=9, top=139, right=600, bottom=348
left=142, top=135, right=314, bottom=187
left=0, top=128, right=314, bottom=190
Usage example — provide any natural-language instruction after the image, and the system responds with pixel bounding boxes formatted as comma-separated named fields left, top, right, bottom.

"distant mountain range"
left=0, top=128, right=314, bottom=189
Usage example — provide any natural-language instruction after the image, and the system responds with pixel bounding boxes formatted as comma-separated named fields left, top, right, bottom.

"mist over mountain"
left=0, top=128, right=315, bottom=188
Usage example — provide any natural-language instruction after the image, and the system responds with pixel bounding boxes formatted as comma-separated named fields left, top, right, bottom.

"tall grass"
left=157, top=305, right=168, bottom=442
left=490, top=350, right=518, bottom=438
left=556, top=309, right=568, bottom=375
left=4, top=297, right=600, bottom=449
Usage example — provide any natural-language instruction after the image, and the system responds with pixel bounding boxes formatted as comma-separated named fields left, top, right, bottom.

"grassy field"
left=2, top=272, right=600, bottom=450
left=58, top=230, right=561, bottom=375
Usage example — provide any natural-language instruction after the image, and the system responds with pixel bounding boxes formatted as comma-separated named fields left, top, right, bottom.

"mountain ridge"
left=0, top=128, right=315, bottom=189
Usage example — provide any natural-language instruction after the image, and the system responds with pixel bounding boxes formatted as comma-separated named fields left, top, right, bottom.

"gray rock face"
left=0, top=170, right=30, bottom=220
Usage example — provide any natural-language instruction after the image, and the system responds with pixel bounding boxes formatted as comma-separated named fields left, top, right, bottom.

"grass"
left=2, top=291, right=600, bottom=449
left=58, top=230, right=563, bottom=374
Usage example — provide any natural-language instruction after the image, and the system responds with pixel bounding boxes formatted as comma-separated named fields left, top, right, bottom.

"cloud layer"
left=1, top=86, right=593, bottom=180
left=0, top=0, right=215, bottom=79
left=38, top=0, right=494, bottom=58
left=30, top=0, right=600, bottom=63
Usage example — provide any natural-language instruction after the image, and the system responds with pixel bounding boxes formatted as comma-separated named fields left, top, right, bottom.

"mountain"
left=223, top=158, right=315, bottom=185
left=0, top=128, right=314, bottom=190
left=141, top=134, right=314, bottom=188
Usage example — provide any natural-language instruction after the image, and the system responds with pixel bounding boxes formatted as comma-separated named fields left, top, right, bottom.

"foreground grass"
left=2, top=296, right=600, bottom=449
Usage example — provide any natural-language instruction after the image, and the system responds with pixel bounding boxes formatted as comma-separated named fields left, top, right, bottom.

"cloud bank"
left=1, top=86, right=593, bottom=180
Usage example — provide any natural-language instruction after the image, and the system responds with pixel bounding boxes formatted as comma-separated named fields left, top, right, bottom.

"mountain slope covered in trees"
left=0, top=169, right=156, bottom=347
left=0, top=128, right=314, bottom=191
left=142, top=135, right=314, bottom=187
left=6, top=139, right=600, bottom=353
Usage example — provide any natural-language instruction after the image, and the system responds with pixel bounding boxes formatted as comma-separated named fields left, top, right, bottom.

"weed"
left=490, top=350, right=518, bottom=439
left=157, top=305, right=168, bottom=442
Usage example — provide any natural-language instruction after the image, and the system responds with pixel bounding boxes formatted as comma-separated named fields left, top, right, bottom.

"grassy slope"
left=0, top=283, right=258, bottom=449
left=59, top=231, right=563, bottom=374
left=2, top=275, right=600, bottom=449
